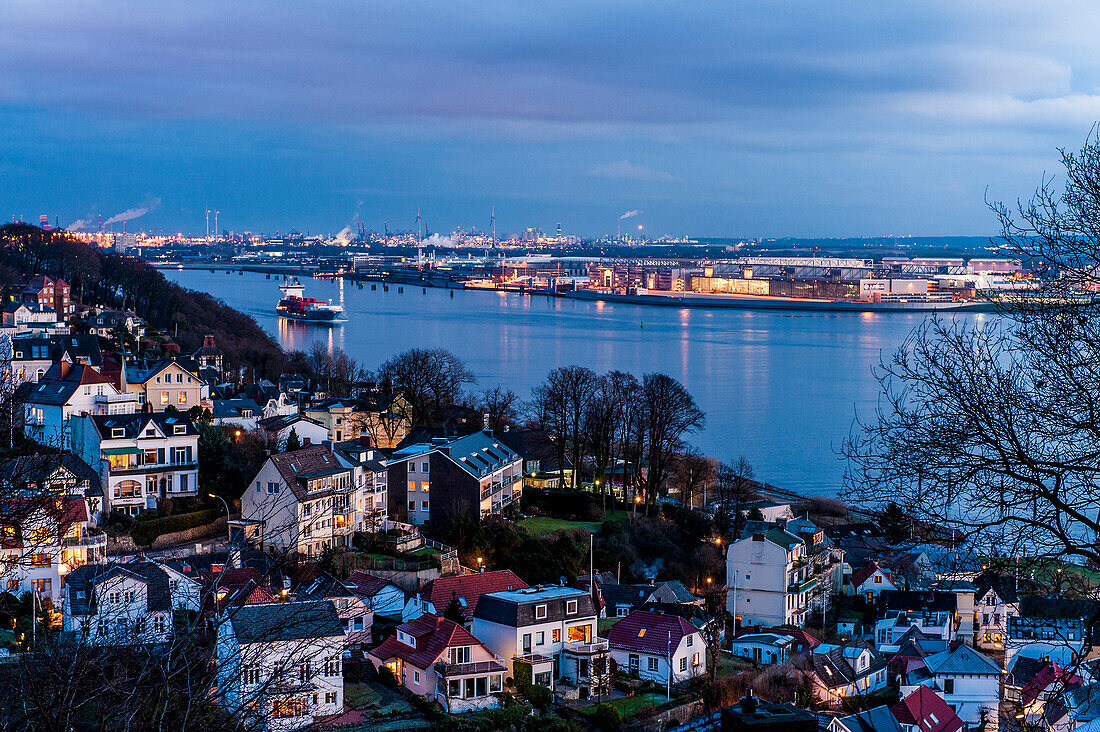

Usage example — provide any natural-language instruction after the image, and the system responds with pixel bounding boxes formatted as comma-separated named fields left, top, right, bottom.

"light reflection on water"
left=167, top=268, right=981, bottom=495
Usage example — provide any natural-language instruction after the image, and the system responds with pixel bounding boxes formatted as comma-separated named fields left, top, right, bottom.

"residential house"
left=402, top=569, right=528, bottom=623
left=599, top=580, right=701, bottom=618
left=827, top=706, right=902, bottom=732
left=258, top=413, right=328, bottom=451
left=215, top=601, right=345, bottom=731
left=387, top=431, right=523, bottom=526
left=241, top=445, right=358, bottom=558
left=302, top=398, right=365, bottom=444
left=0, top=494, right=97, bottom=601
left=368, top=613, right=506, bottom=713
left=197, top=567, right=276, bottom=618
left=61, top=560, right=199, bottom=644
left=212, top=398, right=264, bottom=431
left=21, top=360, right=137, bottom=448
left=471, top=585, right=607, bottom=697
left=1007, top=597, right=1093, bottom=667
left=8, top=334, right=104, bottom=392
left=1005, top=656, right=1081, bottom=729
left=346, top=571, right=407, bottom=620
left=2, top=302, right=61, bottom=332
left=20, top=275, right=70, bottom=316
left=606, top=610, right=706, bottom=683
left=875, top=610, right=955, bottom=650
left=332, top=440, right=388, bottom=532
left=0, top=452, right=104, bottom=521
left=730, top=631, right=797, bottom=666
left=973, top=572, right=1021, bottom=652
left=794, top=642, right=888, bottom=705
left=191, top=335, right=223, bottom=377
left=298, top=571, right=373, bottom=651
left=726, top=528, right=815, bottom=627
left=851, top=560, right=899, bottom=600
left=72, top=412, right=199, bottom=516
left=87, top=310, right=145, bottom=339
left=910, top=645, right=1001, bottom=728
left=495, top=428, right=573, bottom=491
left=891, top=685, right=963, bottom=732
left=124, top=358, right=208, bottom=412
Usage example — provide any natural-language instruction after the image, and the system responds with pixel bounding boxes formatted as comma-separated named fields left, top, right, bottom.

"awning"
left=102, top=447, right=141, bottom=456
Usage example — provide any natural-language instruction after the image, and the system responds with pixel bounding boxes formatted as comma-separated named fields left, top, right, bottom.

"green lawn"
left=519, top=510, right=631, bottom=537
left=344, top=682, right=411, bottom=713
left=598, top=617, right=622, bottom=636
left=580, top=693, right=668, bottom=718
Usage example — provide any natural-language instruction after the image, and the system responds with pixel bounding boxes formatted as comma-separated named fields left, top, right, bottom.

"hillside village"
left=0, top=229, right=1095, bottom=731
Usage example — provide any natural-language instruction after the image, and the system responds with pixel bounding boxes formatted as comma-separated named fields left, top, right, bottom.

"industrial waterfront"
left=165, top=267, right=986, bottom=495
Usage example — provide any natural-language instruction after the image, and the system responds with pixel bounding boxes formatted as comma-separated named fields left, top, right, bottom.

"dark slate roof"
left=50, top=335, right=103, bottom=368
left=226, top=600, right=344, bottom=644
left=0, top=452, right=101, bottom=496
left=803, top=643, right=886, bottom=689
left=89, top=412, right=197, bottom=439
left=835, top=705, right=903, bottom=732
left=1018, top=597, right=1097, bottom=620
left=923, top=645, right=1001, bottom=676
left=606, top=611, right=698, bottom=655
left=972, top=571, right=1021, bottom=605
left=603, top=583, right=659, bottom=609
left=298, top=572, right=357, bottom=601
left=212, top=398, right=262, bottom=419
left=393, top=430, right=522, bottom=480
left=21, top=363, right=111, bottom=405
left=258, top=413, right=325, bottom=432
left=879, top=590, right=957, bottom=614
left=473, top=585, right=597, bottom=627
left=495, top=428, right=573, bottom=471
left=65, top=561, right=171, bottom=616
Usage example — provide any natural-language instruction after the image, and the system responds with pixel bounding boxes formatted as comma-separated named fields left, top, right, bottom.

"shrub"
left=524, top=684, right=553, bottom=709
left=376, top=664, right=397, bottom=687
left=591, top=703, right=622, bottom=730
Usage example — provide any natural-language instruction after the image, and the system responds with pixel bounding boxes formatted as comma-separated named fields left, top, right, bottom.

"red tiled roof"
left=268, top=445, right=349, bottom=501
left=891, top=685, right=963, bottom=732
left=851, top=560, right=894, bottom=589
left=348, top=570, right=398, bottom=598
left=1021, top=662, right=1081, bottom=706
left=421, top=570, right=527, bottom=620
left=606, top=610, right=697, bottom=655
left=369, top=613, right=486, bottom=671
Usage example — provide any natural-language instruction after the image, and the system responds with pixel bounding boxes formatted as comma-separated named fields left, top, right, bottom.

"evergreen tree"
left=442, top=592, right=465, bottom=624
left=284, top=428, right=302, bottom=452
left=879, top=501, right=911, bottom=545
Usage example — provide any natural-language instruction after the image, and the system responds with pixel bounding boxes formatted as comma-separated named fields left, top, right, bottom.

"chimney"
left=740, top=689, right=758, bottom=714
left=58, top=360, right=70, bottom=379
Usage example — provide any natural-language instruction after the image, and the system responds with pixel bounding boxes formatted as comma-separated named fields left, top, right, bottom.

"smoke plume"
left=103, top=197, right=161, bottom=226
left=618, top=210, right=641, bottom=221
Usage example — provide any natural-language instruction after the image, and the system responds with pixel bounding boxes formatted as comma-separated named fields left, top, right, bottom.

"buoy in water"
left=640, top=321, right=644, bottom=328
left=450, top=290, right=454, bottom=298
left=398, top=287, right=403, bottom=293
left=422, top=288, right=426, bottom=294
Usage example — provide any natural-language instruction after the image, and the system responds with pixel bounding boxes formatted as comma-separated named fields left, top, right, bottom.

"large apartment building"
left=386, top=431, right=522, bottom=526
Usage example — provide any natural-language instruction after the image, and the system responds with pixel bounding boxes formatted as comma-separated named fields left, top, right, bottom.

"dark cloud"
left=2, top=1, right=1099, bottom=235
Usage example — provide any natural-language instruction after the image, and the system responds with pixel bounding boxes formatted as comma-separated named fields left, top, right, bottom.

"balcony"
left=563, top=638, right=609, bottom=655
left=788, top=578, right=818, bottom=594
left=108, top=461, right=198, bottom=476
left=62, top=533, right=107, bottom=550
left=435, top=657, right=507, bottom=677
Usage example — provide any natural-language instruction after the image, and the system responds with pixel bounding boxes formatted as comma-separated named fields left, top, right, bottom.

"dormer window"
left=173, top=425, right=185, bottom=435
left=145, top=428, right=156, bottom=437
left=565, top=600, right=578, bottom=615
left=111, top=428, right=125, bottom=438
left=535, top=604, right=547, bottom=620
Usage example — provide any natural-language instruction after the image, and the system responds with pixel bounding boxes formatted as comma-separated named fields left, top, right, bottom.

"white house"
left=911, top=645, right=1001, bottom=728
left=215, top=600, right=345, bottom=731
left=257, top=414, right=329, bottom=451
left=61, top=560, right=199, bottom=645
left=726, top=528, right=814, bottom=627
left=605, top=610, right=706, bottom=683
left=797, top=642, right=888, bottom=705
left=71, top=412, right=200, bottom=516
left=346, top=570, right=408, bottom=620
left=241, top=445, right=358, bottom=558
left=973, top=573, right=1020, bottom=652
left=21, top=360, right=137, bottom=449
left=333, top=441, right=389, bottom=532
left=471, top=585, right=607, bottom=697
left=0, top=494, right=98, bottom=601
left=851, top=561, right=898, bottom=600
left=875, top=610, right=955, bottom=650
left=730, top=631, right=797, bottom=666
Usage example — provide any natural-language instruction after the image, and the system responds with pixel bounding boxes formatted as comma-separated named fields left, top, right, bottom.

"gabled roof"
left=225, top=600, right=344, bottom=644
left=267, top=445, right=350, bottom=501
left=923, top=645, right=1001, bottom=676
left=394, top=431, right=522, bottom=480
left=347, top=570, right=404, bottom=599
left=299, top=571, right=357, bottom=601
left=835, top=705, right=902, bottom=732
left=258, top=413, right=325, bottom=432
left=851, top=560, right=894, bottom=589
left=972, top=571, right=1021, bottom=605
left=22, top=363, right=112, bottom=405
left=65, top=561, right=172, bottom=616
left=197, top=568, right=275, bottom=615
left=420, top=570, right=527, bottom=620
left=803, top=642, right=885, bottom=688
left=1019, top=661, right=1081, bottom=706
left=89, top=412, right=197, bottom=440
left=371, top=613, right=497, bottom=672
left=891, top=685, right=963, bottom=732
left=606, top=610, right=697, bottom=655
left=0, top=452, right=101, bottom=495
left=126, top=358, right=203, bottom=385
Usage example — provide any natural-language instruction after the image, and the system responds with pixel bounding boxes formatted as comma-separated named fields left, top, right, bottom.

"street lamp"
left=208, top=493, right=232, bottom=546
left=477, top=556, right=484, bottom=573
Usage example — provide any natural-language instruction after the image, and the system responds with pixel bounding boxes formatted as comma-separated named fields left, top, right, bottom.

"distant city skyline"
left=4, top=2, right=1100, bottom=237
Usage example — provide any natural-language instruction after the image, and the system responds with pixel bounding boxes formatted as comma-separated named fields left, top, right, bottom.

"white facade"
left=23, top=366, right=137, bottom=449
left=71, top=414, right=200, bottom=517
left=975, top=586, right=1018, bottom=652
left=726, top=529, right=813, bottom=627
left=611, top=635, right=705, bottom=683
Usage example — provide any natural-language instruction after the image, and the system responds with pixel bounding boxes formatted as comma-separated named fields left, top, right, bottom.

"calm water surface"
left=166, top=268, right=986, bottom=495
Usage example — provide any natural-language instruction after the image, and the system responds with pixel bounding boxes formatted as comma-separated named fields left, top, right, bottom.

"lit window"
left=160, top=392, right=169, bottom=405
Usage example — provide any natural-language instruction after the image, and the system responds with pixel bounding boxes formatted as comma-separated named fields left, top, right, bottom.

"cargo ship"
left=276, top=279, right=346, bottom=323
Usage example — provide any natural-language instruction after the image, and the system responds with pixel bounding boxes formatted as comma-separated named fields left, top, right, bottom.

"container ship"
left=276, top=279, right=346, bottom=323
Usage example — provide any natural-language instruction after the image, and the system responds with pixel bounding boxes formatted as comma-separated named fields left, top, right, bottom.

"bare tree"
left=715, top=457, right=757, bottom=536
left=530, top=366, right=598, bottom=489
left=640, top=373, right=705, bottom=512
left=379, top=347, right=475, bottom=428
left=670, top=447, right=718, bottom=508
left=479, top=385, right=518, bottom=432
left=584, top=371, right=636, bottom=506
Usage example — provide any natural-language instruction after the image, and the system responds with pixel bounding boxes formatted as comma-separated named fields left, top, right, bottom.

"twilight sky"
left=4, top=1, right=1100, bottom=238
